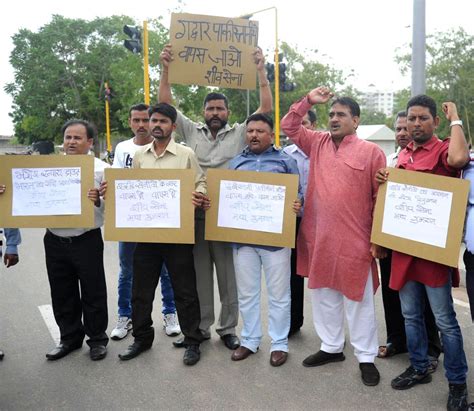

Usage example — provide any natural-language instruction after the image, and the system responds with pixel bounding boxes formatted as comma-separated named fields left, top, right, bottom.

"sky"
left=1, top=0, right=473, bottom=135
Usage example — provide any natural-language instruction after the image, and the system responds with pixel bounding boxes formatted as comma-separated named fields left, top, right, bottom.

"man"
left=117, top=103, right=206, bottom=366
left=281, top=87, right=386, bottom=386
left=378, top=111, right=441, bottom=370
left=283, top=109, right=317, bottom=336
left=227, top=113, right=301, bottom=367
left=0, top=187, right=21, bottom=360
left=110, top=103, right=180, bottom=340
left=44, top=119, right=109, bottom=361
left=376, top=96, right=470, bottom=410
left=159, top=44, right=272, bottom=350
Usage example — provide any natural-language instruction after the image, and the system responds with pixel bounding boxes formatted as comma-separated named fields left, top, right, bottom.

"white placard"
left=115, top=179, right=181, bottom=228
left=382, top=181, right=453, bottom=248
left=217, top=180, right=286, bottom=234
left=12, top=167, right=82, bottom=216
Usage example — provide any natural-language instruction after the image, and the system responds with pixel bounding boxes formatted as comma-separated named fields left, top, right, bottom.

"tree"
left=5, top=15, right=168, bottom=145
left=360, top=110, right=388, bottom=125
left=395, top=28, right=474, bottom=140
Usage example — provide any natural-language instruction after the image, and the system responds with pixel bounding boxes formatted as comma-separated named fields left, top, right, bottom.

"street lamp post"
left=240, top=7, right=281, bottom=146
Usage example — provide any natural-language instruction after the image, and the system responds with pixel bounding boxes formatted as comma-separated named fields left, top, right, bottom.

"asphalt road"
left=1, top=228, right=473, bottom=410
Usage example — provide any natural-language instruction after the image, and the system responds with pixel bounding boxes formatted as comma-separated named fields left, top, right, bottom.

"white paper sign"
left=12, top=167, right=82, bottom=216
left=217, top=180, right=286, bottom=234
left=115, top=179, right=181, bottom=228
left=382, top=182, right=453, bottom=248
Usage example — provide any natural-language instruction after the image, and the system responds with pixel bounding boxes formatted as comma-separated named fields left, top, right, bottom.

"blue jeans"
left=232, top=246, right=291, bottom=353
left=118, top=242, right=176, bottom=317
left=399, top=279, right=468, bottom=384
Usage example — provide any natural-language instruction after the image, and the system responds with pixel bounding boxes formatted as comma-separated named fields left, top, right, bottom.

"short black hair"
left=394, top=110, right=407, bottom=127
left=129, top=103, right=149, bottom=117
left=148, top=103, right=177, bottom=123
left=246, top=113, right=274, bottom=130
left=203, top=92, right=229, bottom=109
left=331, top=97, right=360, bottom=117
left=307, top=109, right=317, bottom=124
left=406, top=95, right=437, bottom=119
left=61, top=119, right=96, bottom=141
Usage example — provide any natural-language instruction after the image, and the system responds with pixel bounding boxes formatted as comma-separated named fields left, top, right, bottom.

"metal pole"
left=274, top=8, right=280, bottom=147
left=143, top=20, right=150, bottom=105
left=104, top=82, right=112, bottom=153
left=411, top=0, right=426, bottom=96
left=246, top=89, right=250, bottom=117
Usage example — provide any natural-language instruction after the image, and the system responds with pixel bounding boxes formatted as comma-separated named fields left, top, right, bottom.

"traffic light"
left=279, top=62, right=296, bottom=92
left=123, top=25, right=142, bottom=54
left=265, top=62, right=275, bottom=82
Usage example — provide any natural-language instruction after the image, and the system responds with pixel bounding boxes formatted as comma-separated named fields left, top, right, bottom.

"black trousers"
left=462, top=249, right=474, bottom=322
left=132, top=242, right=203, bottom=346
left=380, top=250, right=441, bottom=357
left=44, top=229, right=108, bottom=347
left=290, top=217, right=304, bottom=331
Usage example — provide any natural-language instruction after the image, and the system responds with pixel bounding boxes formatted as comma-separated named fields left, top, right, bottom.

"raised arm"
left=253, top=47, right=273, bottom=114
left=158, top=44, right=173, bottom=104
left=443, top=102, right=470, bottom=168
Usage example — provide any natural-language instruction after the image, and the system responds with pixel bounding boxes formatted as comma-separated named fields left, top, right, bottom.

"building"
left=357, top=124, right=395, bottom=156
left=361, top=85, right=394, bottom=117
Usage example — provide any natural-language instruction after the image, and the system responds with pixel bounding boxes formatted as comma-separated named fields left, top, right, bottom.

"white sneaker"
left=111, top=316, right=132, bottom=340
left=163, top=313, right=181, bottom=336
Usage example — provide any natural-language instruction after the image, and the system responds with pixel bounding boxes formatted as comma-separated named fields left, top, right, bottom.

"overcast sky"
left=1, top=0, right=473, bottom=135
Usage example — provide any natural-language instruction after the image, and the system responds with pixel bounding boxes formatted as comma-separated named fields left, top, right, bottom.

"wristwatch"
left=450, top=120, right=463, bottom=128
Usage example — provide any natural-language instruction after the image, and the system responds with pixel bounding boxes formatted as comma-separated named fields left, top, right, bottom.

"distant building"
left=357, top=124, right=395, bottom=155
left=361, top=85, right=394, bottom=117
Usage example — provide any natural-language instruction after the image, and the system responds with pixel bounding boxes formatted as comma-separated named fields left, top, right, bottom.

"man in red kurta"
left=376, top=95, right=470, bottom=410
left=281, top=86, right=386, bottom=387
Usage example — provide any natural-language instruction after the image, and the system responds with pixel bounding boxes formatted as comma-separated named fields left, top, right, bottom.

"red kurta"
left=389, top=136, right=461, bottom=291
left=281, top=98, right=386, bottom=301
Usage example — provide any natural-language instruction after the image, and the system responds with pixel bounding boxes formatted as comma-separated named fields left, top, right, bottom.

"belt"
left=46, top=228, right=99, bottom=244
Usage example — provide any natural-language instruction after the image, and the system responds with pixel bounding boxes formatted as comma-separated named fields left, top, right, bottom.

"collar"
left=242, top=145, right=279, bottom=156
left=405, top=135, right=438, bottom=152
left=144, top=138, right=178, bottom=157
left=197, top=121, right=232, bottom=135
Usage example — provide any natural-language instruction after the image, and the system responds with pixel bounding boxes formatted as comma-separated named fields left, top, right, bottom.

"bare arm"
left=158, top=44, right=173, bottom=104
left=444, top=102, right=469, bottom=168
left=253, top=47, right=273, bottom=114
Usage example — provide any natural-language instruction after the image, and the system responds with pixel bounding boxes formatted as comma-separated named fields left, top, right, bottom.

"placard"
left=104, top=168, right=196, bottom=243
left=371, top=167, right=469, bottom=267
left=205, top=169, right=298, bottom=248
left=169, top=13, right=259, bottom=90
left=0, top=155, right=95, bottom=228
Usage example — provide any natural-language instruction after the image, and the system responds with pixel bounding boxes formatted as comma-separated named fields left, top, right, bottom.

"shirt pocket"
left=342, top=159, right=366, bottom=187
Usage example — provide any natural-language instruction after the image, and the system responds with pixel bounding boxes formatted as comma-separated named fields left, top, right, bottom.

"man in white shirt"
left=110, top=104, right=181, bottom=340
left=44, top=119, right=110, bottom=361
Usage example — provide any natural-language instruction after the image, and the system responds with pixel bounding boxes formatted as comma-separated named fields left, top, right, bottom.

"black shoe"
left=220, top=334, right=240, bottom=350
left=0, top=350, right=4, bottom=360
left=118, top=341, right=151, bottom=361
left=46, top=341, right=83, bottom=361
left=391, top=366, right=432, bottom=390
left=447, top=383, right=468, bottom=411
left=90, top=345, right=107, bottom=361
left=360, top=363, right=380, bottom=386
left=183, top=344, right=200, bottom=366
left=302, top=350, right=345, bottom=367
left=173, top=337, right=185, bottom=348
left=288, top=327, right=301, bottom=338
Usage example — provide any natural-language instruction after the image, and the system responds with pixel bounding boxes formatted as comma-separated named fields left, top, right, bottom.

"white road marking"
left=38, top=304, right=60, bottom=344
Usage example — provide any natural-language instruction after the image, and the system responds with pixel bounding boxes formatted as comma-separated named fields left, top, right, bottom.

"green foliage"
left=360, top=110, right=388, bottom=126
left=394, top=28, right=474, bottom=141
left=5, top=15, right=169, bottom=145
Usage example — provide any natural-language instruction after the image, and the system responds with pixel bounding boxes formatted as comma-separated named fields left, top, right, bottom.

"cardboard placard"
left=169, top=12, right=259, bottom=90
left=371, top=167, right=469, bottom=267
left=205, top=169, right=298, bottom=248
left=104, top=168, right=196, bottom=244
left=0, top=155, right=94, bottom=228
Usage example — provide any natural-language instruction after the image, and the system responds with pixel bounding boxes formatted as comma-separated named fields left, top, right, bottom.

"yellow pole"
left=274, top=8, right=280, bottom=147
left=143, top=20, right=150, bottom=105
left=104, top=82, right=111, bottom=153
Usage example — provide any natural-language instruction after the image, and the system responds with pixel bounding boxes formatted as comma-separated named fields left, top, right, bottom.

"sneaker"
left=447, top=383, right=468, bottom=411
left=163, top=313, right=181, bottom=337
left=111, top=316, right=132, bottom=340
left=391, top=366, right=432, bottom=390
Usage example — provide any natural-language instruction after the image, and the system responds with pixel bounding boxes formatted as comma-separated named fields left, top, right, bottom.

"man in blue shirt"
left=462, top=151, right=474, bottom=322
left=226, top=113, right=301, bottom=367
left=0, top=183, right=22, bottom=360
